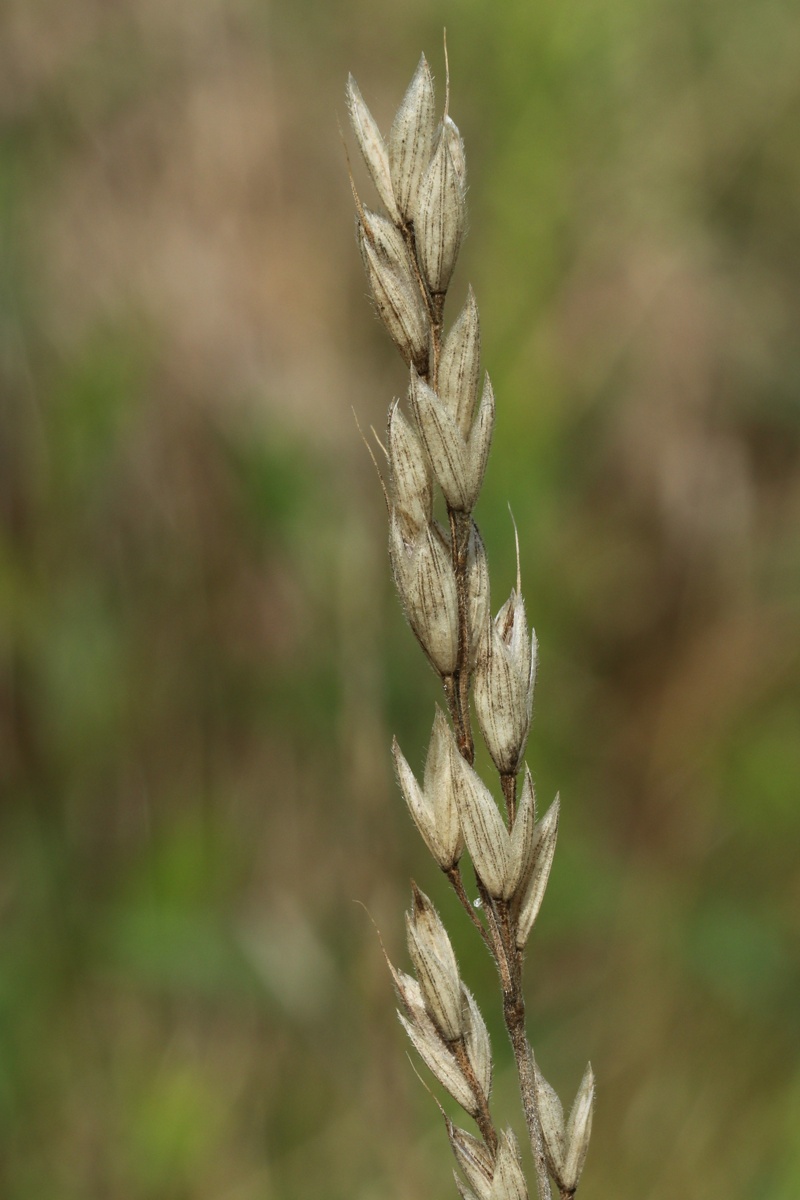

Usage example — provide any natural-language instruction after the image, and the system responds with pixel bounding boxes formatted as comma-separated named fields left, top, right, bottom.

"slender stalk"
left=445, top=864, right=492, bottom=950
left=453, top=1038, right=498, bottom=1156
left=447, top=505, right=476, bottom=765
left=507, top=1012, right=554, bottom=1200
left=475, top=880, right=513, bottom=994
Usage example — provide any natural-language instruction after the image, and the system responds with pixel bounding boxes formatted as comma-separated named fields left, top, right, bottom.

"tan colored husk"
left=347, top=48, right=593, bottom=1200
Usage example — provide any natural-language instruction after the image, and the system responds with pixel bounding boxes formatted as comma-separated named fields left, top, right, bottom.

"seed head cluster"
left=346, top=51, right=594, bottom=1200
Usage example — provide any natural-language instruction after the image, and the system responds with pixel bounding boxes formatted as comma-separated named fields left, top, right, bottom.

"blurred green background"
left=1, top=1, right=799, bottom=1197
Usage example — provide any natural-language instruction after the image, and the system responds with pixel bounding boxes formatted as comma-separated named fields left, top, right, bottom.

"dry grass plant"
left=345, top=47, right=594, bottom=1200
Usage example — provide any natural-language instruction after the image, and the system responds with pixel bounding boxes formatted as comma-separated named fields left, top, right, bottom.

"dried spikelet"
left=346, top=47, right=593, bottom=1200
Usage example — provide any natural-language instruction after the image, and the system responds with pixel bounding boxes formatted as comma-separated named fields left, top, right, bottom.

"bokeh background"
left=2, top=1, right=799, bottom=1197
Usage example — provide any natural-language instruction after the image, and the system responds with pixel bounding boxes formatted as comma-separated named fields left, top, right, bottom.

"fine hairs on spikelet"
left=346, top=48, right=594, bottom=1200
